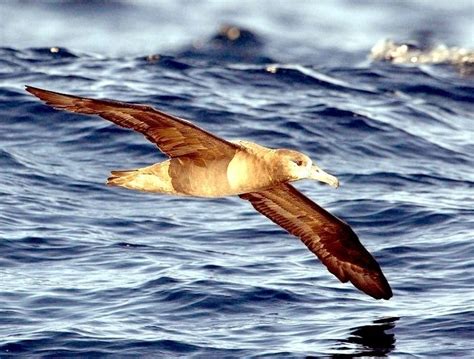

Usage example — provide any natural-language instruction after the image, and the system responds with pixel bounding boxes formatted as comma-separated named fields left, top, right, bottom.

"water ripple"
left=1, top=1, right=473, bottom=357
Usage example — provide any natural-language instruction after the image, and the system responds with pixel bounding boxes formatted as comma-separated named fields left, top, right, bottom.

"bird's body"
left=26, top=86, right=392, bottom=300
left=108, top=141, right=317, bottom=197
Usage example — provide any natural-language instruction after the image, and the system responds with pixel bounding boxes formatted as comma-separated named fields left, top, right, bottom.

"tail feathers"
left=106, top=165, right=173, bottom=193
left=107, top=169, right=138, bottom=187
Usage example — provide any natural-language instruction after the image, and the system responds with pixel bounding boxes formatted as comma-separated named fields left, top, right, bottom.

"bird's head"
left=276, top=149, right=339, bottom=188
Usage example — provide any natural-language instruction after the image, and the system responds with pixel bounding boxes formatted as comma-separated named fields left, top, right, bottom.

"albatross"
left=26, top=86, right=392, bottom=300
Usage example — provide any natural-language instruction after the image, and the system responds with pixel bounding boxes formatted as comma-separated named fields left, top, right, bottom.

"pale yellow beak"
left=309, top=165, right=339, bottom=188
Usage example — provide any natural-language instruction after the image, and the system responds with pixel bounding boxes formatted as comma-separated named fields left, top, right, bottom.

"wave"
left=371, top=39, right=474, bottom=75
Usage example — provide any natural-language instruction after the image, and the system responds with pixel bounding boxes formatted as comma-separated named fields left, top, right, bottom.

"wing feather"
left=26, top=86, right=239, bottom=159
left=240, top=183, right=392, bottom=299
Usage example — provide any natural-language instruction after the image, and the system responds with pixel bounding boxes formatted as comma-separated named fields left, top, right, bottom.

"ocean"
left=1, top=0, right=473, bottom=357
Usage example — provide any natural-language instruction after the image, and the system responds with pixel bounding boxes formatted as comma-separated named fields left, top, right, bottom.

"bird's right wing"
left=240, top=183, right=392, bottom=299
left=26, top=86, right=240, bottom=159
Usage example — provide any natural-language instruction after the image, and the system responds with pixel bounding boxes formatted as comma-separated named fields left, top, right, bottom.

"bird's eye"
left=292, top=159, right=304, bottom=166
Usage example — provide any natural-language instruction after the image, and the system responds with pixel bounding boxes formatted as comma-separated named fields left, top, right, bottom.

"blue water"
left=1, top=1, right=473, bottom=357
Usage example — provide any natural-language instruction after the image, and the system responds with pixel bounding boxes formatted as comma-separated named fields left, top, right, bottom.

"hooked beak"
left=309, top=165, right=339, bottom=188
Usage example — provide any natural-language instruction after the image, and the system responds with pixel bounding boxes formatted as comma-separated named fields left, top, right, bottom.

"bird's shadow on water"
left=328, top=317, right=399, bottom=358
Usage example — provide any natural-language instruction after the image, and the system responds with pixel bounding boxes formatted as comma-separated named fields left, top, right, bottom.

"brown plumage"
left=26, top=86, right=239, bottom=160
left=240, top=183, right=392, bottom=299
left=26, top=85, right=392, bottom=300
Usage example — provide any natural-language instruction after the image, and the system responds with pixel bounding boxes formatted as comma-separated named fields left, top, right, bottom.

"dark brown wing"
left=240, top=183, right=392, bottom=300
left=26, top=86, right=240, bottom=159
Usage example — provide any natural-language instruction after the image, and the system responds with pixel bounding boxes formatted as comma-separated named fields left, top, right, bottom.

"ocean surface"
left=1, top=0, right=473, bottom=357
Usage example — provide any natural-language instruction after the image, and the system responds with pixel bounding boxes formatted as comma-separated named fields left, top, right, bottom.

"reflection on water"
left=333, top=317, right=399, bottom=357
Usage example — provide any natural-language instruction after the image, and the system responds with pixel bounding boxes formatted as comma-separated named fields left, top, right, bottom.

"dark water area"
left=1, top=0, right=473, bottom=357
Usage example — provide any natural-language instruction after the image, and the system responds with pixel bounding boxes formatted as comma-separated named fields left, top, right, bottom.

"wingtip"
left=363, top=275, right=393, bottom=300
left=342, top=264, right=393, bottom=300
left=381, top=287, right=393, bottom=300
left=25, top=85, right=44, bottom=97
left=373, top=288, right=393, bottom=300
left=24, top=86, right=76, bottom=108
left=377, top=272, right=393, bottom=300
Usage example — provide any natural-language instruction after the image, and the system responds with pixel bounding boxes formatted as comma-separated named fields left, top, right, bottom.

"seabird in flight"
left=26, top=86, right=392, bottom=300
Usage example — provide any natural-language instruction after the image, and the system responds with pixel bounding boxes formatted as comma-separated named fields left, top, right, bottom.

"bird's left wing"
left=239, top=183, right=392, bottom=299
left=26, top=86, right=240, bottom=159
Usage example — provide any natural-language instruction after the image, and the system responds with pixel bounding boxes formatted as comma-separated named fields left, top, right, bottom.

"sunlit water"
left=1, top=1, right=473, bottom=357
